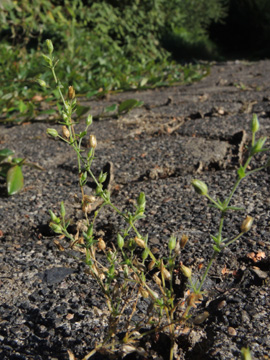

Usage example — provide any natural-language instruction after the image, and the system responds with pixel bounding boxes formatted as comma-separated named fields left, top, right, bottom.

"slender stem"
left=197, top=251, right=218, bottom=292
left=217, top=214, right=225, bottom=244
left=224, top=232, right=244, bottom=247
left=224, top=177, right=242, bottom=208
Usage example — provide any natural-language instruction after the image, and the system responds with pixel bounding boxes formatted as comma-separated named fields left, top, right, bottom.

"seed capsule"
left=153, top=273, right=161, bottom=286
left=134, top=236, right=146, bottom=249
left=68, top=85, right=75, bottom=100
left=62, top=125, right=70, bottom=139
left=98, top=238, right=106, bottom=251
left=180, top=263, right=192, bottom=278
left=240, top=215, right=253, bottom=233
left=180, top=234, right=188, bottom=248
left=89, top=134, right=97, bottom=149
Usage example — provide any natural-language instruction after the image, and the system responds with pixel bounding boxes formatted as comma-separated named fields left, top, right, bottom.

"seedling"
left=42, top=40, right=268, bottom=360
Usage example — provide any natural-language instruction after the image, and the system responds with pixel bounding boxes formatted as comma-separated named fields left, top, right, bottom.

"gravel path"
left=0, top=60, right=270, bottom=360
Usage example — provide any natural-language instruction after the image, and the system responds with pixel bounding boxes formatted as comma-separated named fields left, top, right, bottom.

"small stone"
left=217, top=300, right=226, bottom=310
left=66, top=313, right=74, bottom=320
left=228, top=327, right=237, bottom=336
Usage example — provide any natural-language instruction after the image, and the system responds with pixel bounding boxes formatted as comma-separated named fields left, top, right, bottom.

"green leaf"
left=105, top=104, right=117, bottom=113
left=226, top=206, right=245, bottom=211
left=118, top=99, right=139, bottom=114
left=78, top=131, right=87, bottom=139
left=0, top=148, right=14, bottom=162
left=7, top=165, right=24, bottom=196
left=210, top=234, right=219, bottom=244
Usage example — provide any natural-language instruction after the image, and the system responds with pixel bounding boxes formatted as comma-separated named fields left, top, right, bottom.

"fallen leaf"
left=247, top=251, right=266, bottom=262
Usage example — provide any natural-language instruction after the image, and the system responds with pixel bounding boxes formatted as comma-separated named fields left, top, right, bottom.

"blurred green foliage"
left=0, top=0, right=228, bottom=123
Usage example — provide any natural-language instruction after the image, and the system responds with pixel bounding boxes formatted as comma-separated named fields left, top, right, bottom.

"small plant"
left=0, top=148, right=44, bottom=196
left=42, top=40, right=269, bottom=360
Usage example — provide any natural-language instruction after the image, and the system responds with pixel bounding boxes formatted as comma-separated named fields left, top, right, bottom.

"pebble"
left=228, top=327, right=237, bottom=336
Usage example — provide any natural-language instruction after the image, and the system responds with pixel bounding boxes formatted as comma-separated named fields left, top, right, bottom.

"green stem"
left=224, top=232, right=244, bottom=247
left=197, top=250, right=218, bottom=292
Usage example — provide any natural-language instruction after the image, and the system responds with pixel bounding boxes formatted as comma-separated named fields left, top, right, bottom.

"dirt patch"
left=0, top=60, right=270, bottom=360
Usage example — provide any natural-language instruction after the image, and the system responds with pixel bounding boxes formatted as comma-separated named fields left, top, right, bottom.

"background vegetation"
left=1, top=0, right=270, bottom=123
left=0, top=0, right=227, bottom=122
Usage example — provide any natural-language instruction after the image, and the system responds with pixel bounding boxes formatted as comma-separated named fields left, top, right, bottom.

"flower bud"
left=250, top=137, right=267, bottom=156
left=47, top=128, right=59, bottom=137
left=168, top=236, right=176, bottom=251
left=62, top=126, right=70, bottom=139
left=180, top=234, right=188, bottom=249
left=46, top=39, right=54, bottom=54
left=62, top=113, right=68, bottom=121
left=123, top=265, right=129, bottom=277
left=180, top=263, right=192, bottom=278
left=240, top=215, right=253, bottom=233
left=86, top=114, right=93, bottom=126
left=98, top=171, right=107, bottom=184
left=48, top=210, right=60, bottom=224
left=117, top=234, right=124, bottom=250
left=37, top=79, right=47, bottom=88
left=142, top=248, right=149, bottom=261
left=137, top=192, right=146, bottom=213
left=192, top=179, right=208, bottom=195
left=134, top=236, right=146, bottom=249
left=49, top=222, right=63, bottom=234
left=68, top=86, right=75, bottom=100
left=251, top=114, right=259, bottom=133
left=89, top=134, right=97, bottom=149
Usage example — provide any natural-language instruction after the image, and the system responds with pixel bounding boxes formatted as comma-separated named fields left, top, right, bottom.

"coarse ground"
left=0, top=60, right=270, bottom=360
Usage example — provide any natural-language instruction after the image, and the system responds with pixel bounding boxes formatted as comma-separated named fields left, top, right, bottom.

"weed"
left=43, top=40, right=268, bottom=359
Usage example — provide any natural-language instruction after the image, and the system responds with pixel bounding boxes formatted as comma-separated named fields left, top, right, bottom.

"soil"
left=0, top=60, right=270, bottom=360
